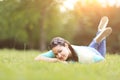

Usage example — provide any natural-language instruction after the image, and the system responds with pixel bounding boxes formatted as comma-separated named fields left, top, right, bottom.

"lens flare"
left=60, top=0, right=78, bottom=12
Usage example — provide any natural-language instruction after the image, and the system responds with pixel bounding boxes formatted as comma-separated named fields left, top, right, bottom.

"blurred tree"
left=0, top=0, right=120, bottom=53
left=0, top=0, right=29, bottom=49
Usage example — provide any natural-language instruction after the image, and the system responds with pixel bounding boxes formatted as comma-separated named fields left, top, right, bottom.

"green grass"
left=0, top=49, right=120, bottom=80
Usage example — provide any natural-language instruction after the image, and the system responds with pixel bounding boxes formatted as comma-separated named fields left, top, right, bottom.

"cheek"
left=66, top=47, right=70, bottom=53
left=63, top=49, right=70, bottom=56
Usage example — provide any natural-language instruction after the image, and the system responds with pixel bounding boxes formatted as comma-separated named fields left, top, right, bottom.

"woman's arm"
left=34, top=50, right=58, bottom=62
left=34, top=50, right=68, bottom=63
left=34, top=55, right=68, bottom=63
left=34, top=55, right=58, bottom=62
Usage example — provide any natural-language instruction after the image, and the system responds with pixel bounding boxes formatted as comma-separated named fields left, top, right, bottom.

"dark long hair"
left=49, top=37, right=78, bottom=61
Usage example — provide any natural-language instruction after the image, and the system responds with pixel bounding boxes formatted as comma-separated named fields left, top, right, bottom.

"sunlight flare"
left=60, top=0, right=120, bottom=12
left=63, top=0, right=78, bottom=10
left=97, top=0, right=120, bottom=7
left=60, top=0, right=78, bottom=12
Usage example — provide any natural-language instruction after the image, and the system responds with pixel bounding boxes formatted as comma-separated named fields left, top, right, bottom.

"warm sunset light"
left=97, top=0, right=120, bottom=7
left=60, top=0, right=78, bottom=12
left=60, top=0, right=120, bottom=12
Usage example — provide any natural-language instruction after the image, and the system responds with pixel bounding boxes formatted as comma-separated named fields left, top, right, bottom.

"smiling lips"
left=58, top=55, right=66, bottom=60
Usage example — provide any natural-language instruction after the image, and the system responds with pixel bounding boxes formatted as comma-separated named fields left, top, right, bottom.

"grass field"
left=0, top=49, right=120, bottom=80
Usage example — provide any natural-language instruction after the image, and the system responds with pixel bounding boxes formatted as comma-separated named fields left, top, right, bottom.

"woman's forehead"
left=52, top=45, right=62, bottom=50
left=52, top=45, right=65, bottom=51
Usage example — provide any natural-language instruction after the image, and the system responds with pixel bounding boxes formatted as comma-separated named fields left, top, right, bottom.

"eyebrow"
left=57, top=50, right=62, bottom=53
left=54, top=49, right=62, bottom=55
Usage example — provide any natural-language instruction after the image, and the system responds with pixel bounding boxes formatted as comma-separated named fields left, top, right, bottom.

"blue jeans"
left=88, top=32, right=106, bottom=57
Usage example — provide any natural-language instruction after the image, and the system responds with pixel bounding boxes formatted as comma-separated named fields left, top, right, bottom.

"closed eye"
left=58, top=50, right=62, bottom=53
left=54, top=50, right=62, bottom=57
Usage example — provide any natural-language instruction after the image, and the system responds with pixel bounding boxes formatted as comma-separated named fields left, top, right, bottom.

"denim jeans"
left=88, top=31, right=106, bottom=57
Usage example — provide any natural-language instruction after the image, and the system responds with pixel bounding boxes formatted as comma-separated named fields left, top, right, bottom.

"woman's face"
left=52, top=44, right=71, bottom=61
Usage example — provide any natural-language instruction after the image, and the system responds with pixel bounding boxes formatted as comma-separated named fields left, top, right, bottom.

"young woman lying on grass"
left=35, top=16, right=112, bottom=64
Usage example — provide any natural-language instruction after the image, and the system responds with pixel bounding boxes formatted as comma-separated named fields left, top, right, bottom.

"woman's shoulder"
left=40, top=50, right=55, bottom=58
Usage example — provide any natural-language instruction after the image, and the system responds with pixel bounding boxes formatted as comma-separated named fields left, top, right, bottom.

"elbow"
left=34, top=56, right=42, bottom=61
left=34, top=57, right=38, bottom=61
left=34, top=57, right=39, bottom=61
